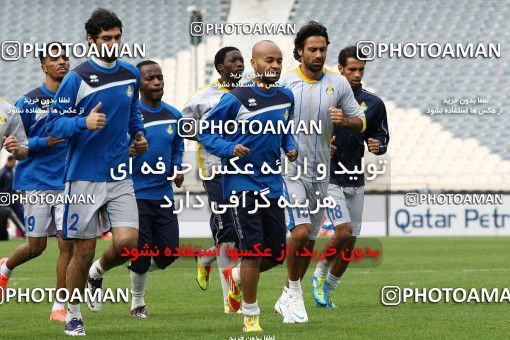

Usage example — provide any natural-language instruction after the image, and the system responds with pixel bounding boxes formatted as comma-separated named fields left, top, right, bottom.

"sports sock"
left=66, top=303, right=82, bottom=322
left=89, top=259, right=105, bottom=279
left=217, top=242, right=235, bottom=303
left=0, top=262, right=12, bottom=277
left=242, top=300, right=260, bottom=317
left=130, top=270, right=148, bottom=310
left=325, top=272, right=341, bottom=292
left=314, top=258, right=332, bottom=278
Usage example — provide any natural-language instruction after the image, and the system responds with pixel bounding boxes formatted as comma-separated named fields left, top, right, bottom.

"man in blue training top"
left=199, top=40, right=297, bottom=332
left=46, top=8, right=148, bottom=336
left=127, top=60, right=184, bottom=318
left=0, top=43, right=73, bottom=323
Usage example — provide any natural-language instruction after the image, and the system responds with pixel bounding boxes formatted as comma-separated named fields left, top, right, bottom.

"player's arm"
left=5, top=109, right=29, bottom=160
left=365, top=100, right=389, bottom=155
left=15, top=97, right=64, bottom=155
left=332, top=77, right=366, bottom=132
left=198, top=93, right=248, bottom=158
left=46, top=72, right=91, bottom=138
left=171, top=112, right=186, bottom=188
left=128, top=76, right=148, bottom=155
left=281, top=92, right=297, bottom=161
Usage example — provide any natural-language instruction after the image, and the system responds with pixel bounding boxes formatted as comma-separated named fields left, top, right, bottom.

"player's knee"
left=27, top=242, right=46, bottom=258
left=334, top=222, right=353, bottom=240
left=291, top=224, right=311, bottom=243
left=114, top=238, right=138, bottom=255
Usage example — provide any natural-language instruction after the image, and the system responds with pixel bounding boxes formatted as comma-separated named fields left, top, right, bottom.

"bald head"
left=250, top=40, right=283, bottom=87
left=252, top=40, right=281, bottom=58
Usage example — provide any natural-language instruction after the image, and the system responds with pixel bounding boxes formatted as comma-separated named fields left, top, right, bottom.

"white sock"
left=314, top=259, right=332, bottom=278
left=66, top=303, right=82, bottom=322
left=242, top=300, right=260, bottom=317
left=325, top=272, right=341, bottom=292
left=232, top=263, right=241, bottom=283
left=130, top=270, right=148, bottom=310
left=148, top=258, right=160, bottom=272
left=217, top=242, right=235, bottom=304
left=201, top=246, right=217, bottom=267
left=288, top=279, right=302, bottom=294
left=0, top=261, right=12, bottom=277
left=89, top=259, right=105, bottom=279
left=52, top=301, right=65, bottom=312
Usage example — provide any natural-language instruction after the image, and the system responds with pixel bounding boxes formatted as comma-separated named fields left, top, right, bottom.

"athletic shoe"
left=223, top=266, right=242, bottom=313
left=195, top=256, right=212, bottom=290
left=287, top=289, right=308, bottom=323
left=0, top=257, right=9, bottom=301
left=50, top=309, right=67, bottom=322
left=312, top=274, right=328, bottom=307
left=130, top=305, right=148, bottom=318
left=86, top=275, right=103, bottom=312
left=242, top=315, right=263, bottom=332
left=325, top=289, right=337, bottom=309
left=274, top=290, right=295, bottom=324
left=64, top=318, right=85, bottom=336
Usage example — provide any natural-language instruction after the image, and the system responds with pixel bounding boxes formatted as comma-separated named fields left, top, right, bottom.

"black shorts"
left=203, top=174, right=238, bottom=245
left=128, top=199, right=180, bottom=274
left=232, top=191, right=286, bottom=264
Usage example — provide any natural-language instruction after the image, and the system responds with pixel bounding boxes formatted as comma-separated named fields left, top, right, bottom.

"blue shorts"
left=128, top=199, right=180, bottom=274
left=232, top=191, right=286, bottom=264
left=203, top=174, right=238, bottom=245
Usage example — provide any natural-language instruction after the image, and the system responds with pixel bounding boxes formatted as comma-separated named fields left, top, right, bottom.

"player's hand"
left=329, top=107, right=345, bottom=126
left=47, top=136, right=65, bottom=147
left=128, top=143, right=137, bottom=157
left=233, top=144, right=250, bottom=158
left=86, top=102, right=106, bottom=130
left=3, top=136, right=19, bottom=153
left=367, top=138, right=380, bottom=154
left=133, top=132, right=148, bottom=154
left=330, top=135, right=337, bottom=159
left=286, top=149, right=298, bottom=162
left=174, top=173, right=184, bottom=188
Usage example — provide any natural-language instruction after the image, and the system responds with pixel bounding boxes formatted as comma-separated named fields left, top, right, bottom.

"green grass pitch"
left=0, top=237, right=509, bottom=339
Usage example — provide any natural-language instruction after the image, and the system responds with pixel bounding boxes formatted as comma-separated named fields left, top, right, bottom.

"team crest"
left=167, top=124, right=173, bottom=134
left=0, top=113, right=6, bottom=126
left=126, top=85, right=133, bottom=97
left=326, top=84, right=334, bottom=95
left=359, top=101, right=367, bottom=113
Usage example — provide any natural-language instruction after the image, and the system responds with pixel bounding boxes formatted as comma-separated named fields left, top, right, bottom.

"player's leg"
left=51, top=200, right=74, bottom=322
left=127, top=199, right=154, bottom=318
left=276, top=179, right=311, bottom=323
left=63, top=181, right=105, bottom=336
left=65, top=238, right=96, bottom=336
left=313, top=183, right=352, bottom=306
left=0, top=196, right=52, bottom=298
left=87, top=180, right=139, bottom=312
left=326, top=186, right=364, bottom=306
left=233, top=192, right=264, bottom=332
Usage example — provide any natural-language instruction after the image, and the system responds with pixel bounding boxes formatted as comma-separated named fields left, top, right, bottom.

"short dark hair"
left=39, top=42, right=64, bottom=64
left=293, top=21, right=330, bottom=61
left=85, top=8, right=123, bottom=40
left=7, top=155, right=15, bottom=161
left=338, top=46, right=366, bottom=66
left=136, top=60, right=159, bottom=70
left=214, top=46, right=240, bottom=73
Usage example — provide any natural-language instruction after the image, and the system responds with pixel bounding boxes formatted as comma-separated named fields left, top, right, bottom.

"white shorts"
left=23, top=190, right=64, bottom=238
left=283, top=177, right=329, bottom=240
left=326, top=184, right=364, bottom=236
left=62, top=180, right=139, bottom=239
